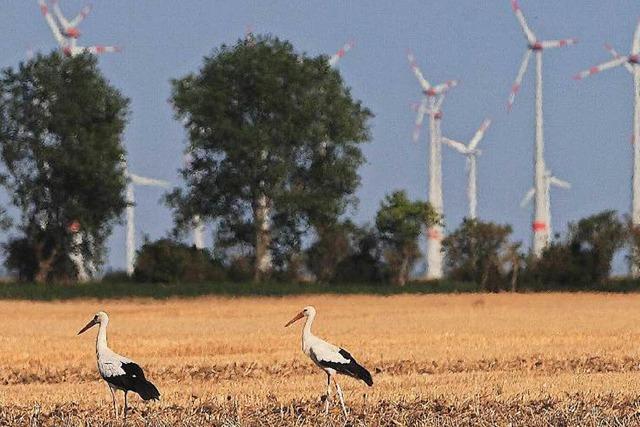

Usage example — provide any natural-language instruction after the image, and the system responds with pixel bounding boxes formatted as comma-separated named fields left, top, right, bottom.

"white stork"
left=78, top=311, right=160, bottom=418
left=285, top=306, right=373, bottom=417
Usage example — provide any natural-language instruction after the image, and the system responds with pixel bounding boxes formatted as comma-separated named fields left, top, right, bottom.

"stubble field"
left=2, top=293, right=640, bottom=426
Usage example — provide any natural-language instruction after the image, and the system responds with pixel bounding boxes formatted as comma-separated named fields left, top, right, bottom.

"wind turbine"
left=520, top=170, right=571, bottom=241
left=507, top=0, right=577, bottom=257
left=124, top=166, right=170, bottom=276
left=38, top=0, right=121, bottom=57
left=442, top=119, right=492, bottom=220
left=407, top=50, right=458, bottom=280
left=573, top=22, right=640, bottom=275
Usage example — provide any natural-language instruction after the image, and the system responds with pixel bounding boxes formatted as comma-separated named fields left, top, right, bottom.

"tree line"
left=132, top=203, right=636, bottom=291
left=0, top=35, right=636, bottom=289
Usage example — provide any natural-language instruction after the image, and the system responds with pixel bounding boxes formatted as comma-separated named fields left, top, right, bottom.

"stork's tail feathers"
left=134, top=379, right=160, bottom=401
left=353, top=362, right=373, bottom=386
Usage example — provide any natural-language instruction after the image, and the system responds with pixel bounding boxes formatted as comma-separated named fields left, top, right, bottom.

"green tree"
left=526, top=210, right=624, bottom=288
left=306, top=221, right=353, bottom=283
left=567, top=210, right=624, bottom=284
left=333, top=224, right=386, bottom=284
left=0, top=53, right=128, bottom=282
left=306, top=220, right=385, bottom=283
left=168, top=35, right=372, bottom=282
left=375, top=191, right=439, bottom=286
left=627, top=218, right=640, bottom=275
left=442, top=219, right=514, bottom=291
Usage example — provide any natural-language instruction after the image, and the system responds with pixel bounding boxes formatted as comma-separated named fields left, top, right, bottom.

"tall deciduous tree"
left=168, top=35, right=372, bottom=282
left=375, top=191, right=439, bottom=286
left=0, top=53, right=129, bottom=282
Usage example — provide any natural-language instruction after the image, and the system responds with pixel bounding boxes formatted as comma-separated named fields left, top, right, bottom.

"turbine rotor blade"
left=51, top=0, right=71, bottom=29
left=412, top=99, right=428, bottom=143
left=633, top=18, right=640, bottom=55
left=406, top=49, right=432, bottom=92
left=520, top=188, right=535, bottom=207
left=508, top=49, right=532, bottom=111
left=604, top=43, right=635, bottom=74
left=39, top=0, right=66, bottom=47
left=441, top=138, right=468, bottom=154
left=540, top=38, right=578, bottom=50
left=328, top=40, right=355, bottom=67
left=83, top=45, right=122, bottom=55
left=468, top=119, right=492, bottom=150
left=69, top=3, right=92, bottom=28
left=130, top=174, right=171, bottom=188
left=430, top=80, right=459, bottom=96
left=511, top=0, right=537, bottom=45
left=573, top=56, right=629, bottom=80
left=549, top=177, right=571, bottom=189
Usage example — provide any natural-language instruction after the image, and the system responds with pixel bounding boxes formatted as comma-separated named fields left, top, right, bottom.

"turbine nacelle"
left=530, top=41, right=543, bottom=51
left=63, top=27, right=81, bottom=38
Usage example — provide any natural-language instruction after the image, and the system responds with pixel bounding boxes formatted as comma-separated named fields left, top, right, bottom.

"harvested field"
left=2, top=293, right=640, bottom=425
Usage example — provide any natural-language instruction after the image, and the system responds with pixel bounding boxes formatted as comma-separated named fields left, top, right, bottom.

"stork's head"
left=285, top=306, right=316, bottom=327
left=77, top=311, right=108, bottom=335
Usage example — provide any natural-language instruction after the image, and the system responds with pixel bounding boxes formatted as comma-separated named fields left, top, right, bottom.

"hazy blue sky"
left=0, top=1, right=637, bottom=272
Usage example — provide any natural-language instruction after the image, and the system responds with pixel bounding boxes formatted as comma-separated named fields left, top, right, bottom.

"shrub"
left=133, top=239, right=226, bottom=283
left=442, top=219, right=515, bottom=292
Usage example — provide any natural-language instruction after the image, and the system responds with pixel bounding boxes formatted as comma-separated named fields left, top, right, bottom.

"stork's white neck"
left=301, top=311, right=315, bottom=351
left=96, top=318, right=109, bottom=355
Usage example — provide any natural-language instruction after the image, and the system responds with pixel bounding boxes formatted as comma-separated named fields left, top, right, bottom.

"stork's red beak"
left=77, top=318, right=97, bottom=335
left=285, top=311, right=304, bottom=327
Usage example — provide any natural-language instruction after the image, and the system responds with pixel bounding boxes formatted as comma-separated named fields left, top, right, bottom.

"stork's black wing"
left=104, top=362, right=160, bottom=400
left=314, top=348, right=373, bottom=386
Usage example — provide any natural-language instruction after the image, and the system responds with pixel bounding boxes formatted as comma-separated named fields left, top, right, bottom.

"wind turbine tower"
left=407, top=51, right=458, bottom=279
left=507, top=0, right=576, bottom=257
left=573, top=22, right=640, bottom=275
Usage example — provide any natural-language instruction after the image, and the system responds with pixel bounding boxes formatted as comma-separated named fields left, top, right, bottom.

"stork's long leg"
left=324, top=373, right=332, bottom=414
left=108, top=385, right=118, bottom=418
left=333, top=377, right=348, bottom=418
left=124, top=391, right=128, bottom=419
